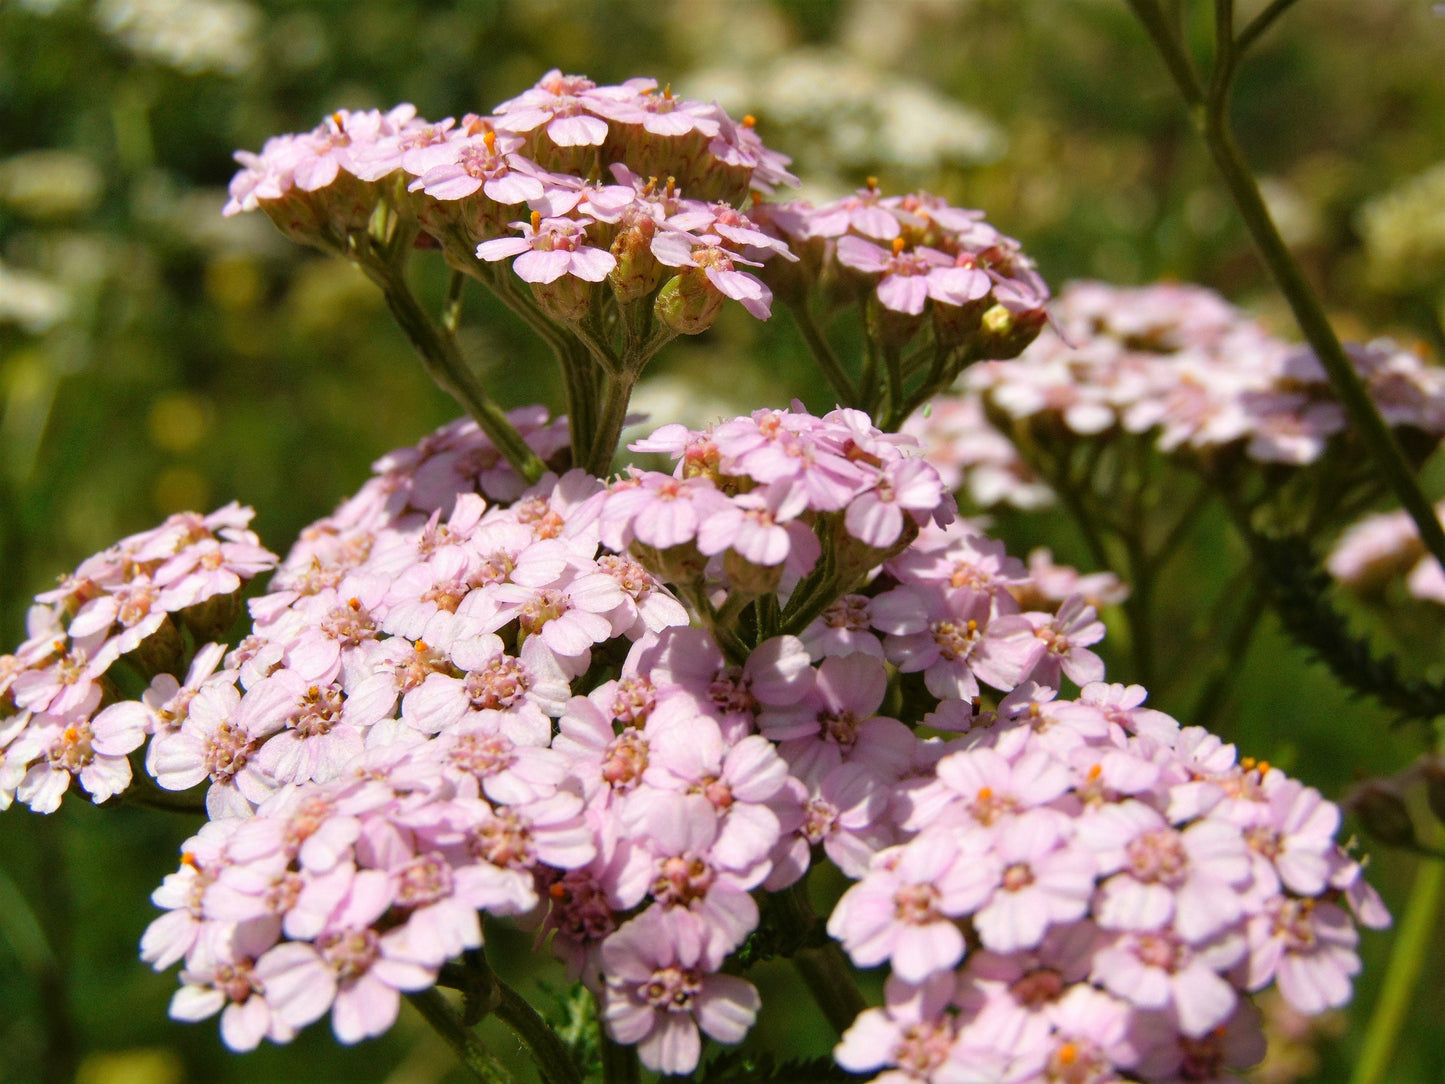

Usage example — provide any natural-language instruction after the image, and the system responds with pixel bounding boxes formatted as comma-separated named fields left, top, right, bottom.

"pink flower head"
left=601, top=907, right=760, bottom=1074
left=476, top=213, right=616, bottom=284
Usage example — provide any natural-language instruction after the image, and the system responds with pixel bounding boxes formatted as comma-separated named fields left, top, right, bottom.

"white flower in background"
left=96, top=0, right=260, bottom=76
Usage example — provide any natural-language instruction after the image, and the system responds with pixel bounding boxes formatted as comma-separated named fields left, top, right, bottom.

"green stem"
left=790, top=303, right=859, bottom=406
left=406, top=989, right=513, bottom=1084
left=882, top=341, right=905, bottom=429
left=369, top=266, right=546, bottom=484
left=1350, top=855, right=1445, bottom=1084
left=776, top=884, right=868, bottom=1036
left=600, top=1035, right=641, bottom=1084
left=1235, top=0, right=1303, bottom=55
left=442, top=270, right=467, bottom=335
left=494, top=979, right=584, bottom=1084
left=587, top=370, right=638, bottom=477
left=1187, top=573, right=1268, bottom=731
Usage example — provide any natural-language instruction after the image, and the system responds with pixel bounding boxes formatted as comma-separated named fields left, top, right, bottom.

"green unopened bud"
left=610, top=215, right=663, bottom=303
left=629, top=540, right=708, bottom=588
left=1344, top=778, right=1418, bottom=847
left=865, top=293, right=924, bottom=354
left=530, top=275, right=595, bottom=324
left=654, top=269, right=724, bottom=335
left=722, top=550, right=783, bottom=596
left=179, top=591, right=244, bottom=644
left=127, top=615, right=188, bottom=681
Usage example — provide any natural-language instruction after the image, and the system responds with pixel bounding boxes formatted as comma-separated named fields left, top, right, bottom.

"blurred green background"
left=3, top=1, right=1445, bottom=1081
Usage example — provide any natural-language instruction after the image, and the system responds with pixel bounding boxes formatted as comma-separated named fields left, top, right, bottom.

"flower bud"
left=972, top=301, right=1048, bottom=361
left=127, top=615, right=188, bottom=682
left=530, top=275, right=595, bottom=324
left=178, top=591, right=244, bottom=645
left=721, top=550, right=782, bottom=596
left=629, top=540, right=708, bottom=589
left=610, top=214, right=663, bottom=303
left=654, top=269, right=724, bottom=335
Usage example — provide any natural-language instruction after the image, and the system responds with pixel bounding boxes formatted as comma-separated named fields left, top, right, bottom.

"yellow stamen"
left=892, top=236, right=906, bottom=256
left=742, top=115, right=756, bottom=128
left=531, top=210, right=542, bottom=232
left=483, top=129, right=496, bottom=153
left=1057, top=1042, right=1078, bottom=1066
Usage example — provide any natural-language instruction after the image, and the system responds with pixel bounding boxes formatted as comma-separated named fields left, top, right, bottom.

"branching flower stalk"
left=1125, top=0, right=1445, bottom=577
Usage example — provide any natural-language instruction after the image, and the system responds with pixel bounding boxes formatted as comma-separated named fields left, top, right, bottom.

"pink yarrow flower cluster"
left=829, top=685, right=1390, bottom=1083
left=1326, top=499, right=1445, bottom=605
left=909, top=281, right=1445, bottom=504
left=224, top=73, right=799, bottom=330
left=0, top=505, right=276, bottom=813
left=95, top=407, right=1381, bottom=1081
left=756, top=184, right=1050, bottom=345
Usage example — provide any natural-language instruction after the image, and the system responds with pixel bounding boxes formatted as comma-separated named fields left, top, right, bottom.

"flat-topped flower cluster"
left=0, top=506, right=276, bottom=813
left=222, top=71, right=1049, bottom=354
left=908, top=281, right=1445, bottom=510
left=0, top=401, right=1382, bottom=1080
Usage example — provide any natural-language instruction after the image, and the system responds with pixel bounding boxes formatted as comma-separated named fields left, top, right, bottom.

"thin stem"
left=368, top=265, right=546, bottom=484
left=1124, top=0, right=1205, bottom=108
left=882, top=341, right=905, bottom=428
left=1350, top=854, right=1445, bottom=1084
left=34, top=814, right=77, bottom=1084
left=405, top=989, right=513, bottom=1084
left=494, top=978, right=584, bottom=1084
left=1235, top=0, right=1304, bottom=55
left=1188, top=574, right=1268, bottom=730
left=790, top=303, right=859, bottom=406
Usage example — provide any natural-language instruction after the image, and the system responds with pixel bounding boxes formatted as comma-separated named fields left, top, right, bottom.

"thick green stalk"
left=494, top=979, right=584, bottom=1084
left=406, top=989, right=513, bottom=1084
left=775, top=883, right=868, bottom=1035
left=600, top=1035, right=641, bottom=1084
left=587, top=370, right=637, bottom=477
